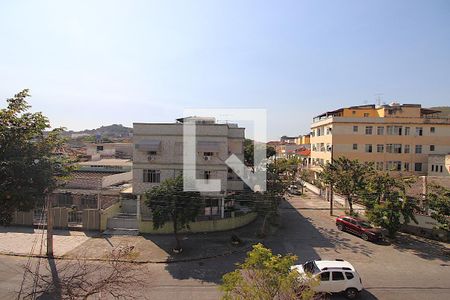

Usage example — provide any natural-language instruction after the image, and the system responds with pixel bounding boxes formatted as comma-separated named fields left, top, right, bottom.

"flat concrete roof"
left=77, top=159, right=132, bottom=167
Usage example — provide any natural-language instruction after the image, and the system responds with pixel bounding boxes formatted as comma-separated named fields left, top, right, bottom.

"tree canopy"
left=426, top=184, right=450, bottom=231
left=0, top=90, right=72, bottom=225
left=144, top=175, right=202, bottom=251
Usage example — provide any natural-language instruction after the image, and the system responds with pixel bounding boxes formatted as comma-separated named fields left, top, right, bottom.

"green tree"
left=363, top=172, right=418, bottom=238
left=0, top=90, right=72, bottom=225
left=243, top=139, right=276, bottom=166
left=221, top=243, right=317, bottom=300
left=144, top=175, right=202, bottom=251
left=426, top=184, right=450, bottom=231
left=319, top=157, right=371, bottom=214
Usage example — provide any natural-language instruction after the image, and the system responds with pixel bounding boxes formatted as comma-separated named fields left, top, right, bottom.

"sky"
left=1, top=0, right=449, bottom=140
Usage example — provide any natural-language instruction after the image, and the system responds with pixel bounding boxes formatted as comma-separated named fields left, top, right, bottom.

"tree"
left=145, top=175, right=202, bottom=252
left=0, top=90, right=72, bottom=225
left=426, top=184, right=450, bottom=231
left=243, top=139, right=276, bottom=167
left=319, top=157, right=371, bottom=214
left=298, top=169, right=312, bottom=194
left=362, top=171, right=418, bottom=238
left=221, top=243, right=318, bottom=300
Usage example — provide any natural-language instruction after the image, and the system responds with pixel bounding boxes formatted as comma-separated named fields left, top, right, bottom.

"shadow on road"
left=391, top=233, right=449, bottom=262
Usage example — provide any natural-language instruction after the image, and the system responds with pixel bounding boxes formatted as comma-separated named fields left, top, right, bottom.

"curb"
left=0, top=243, right=254, bottom=264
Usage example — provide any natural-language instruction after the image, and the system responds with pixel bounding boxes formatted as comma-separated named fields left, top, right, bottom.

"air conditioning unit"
left=204, top=156, right=212, bottom=161
left=148, top=155, right=156, bottom=161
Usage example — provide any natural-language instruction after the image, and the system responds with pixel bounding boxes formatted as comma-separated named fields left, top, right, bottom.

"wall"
left=139, top=212, right=257, bottom=234
left=100, top=202, right=121, bottom=231
left=83, top=209, right=100, bottom=230
left=12, top=211, right=33, bottom=226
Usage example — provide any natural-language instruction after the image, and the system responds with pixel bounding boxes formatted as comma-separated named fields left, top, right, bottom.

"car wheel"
left=345, top=288, right=359, bottom=299
left=361, top=233, right=369, bottom=241
left=337, top=224, right=344, bottom=231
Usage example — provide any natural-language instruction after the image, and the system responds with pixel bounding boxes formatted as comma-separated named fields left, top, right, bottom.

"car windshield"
left=302, top=261, right=320, bottom=274
left=358, top=221, right=372, bottom=228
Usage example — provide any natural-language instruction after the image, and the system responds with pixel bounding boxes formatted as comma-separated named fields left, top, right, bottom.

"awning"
left=197, top=141, right=221, bottom=152
left=135, top=140, right=161, bottom=151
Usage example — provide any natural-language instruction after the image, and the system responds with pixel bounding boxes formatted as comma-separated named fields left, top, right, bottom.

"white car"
left=292, top=259, right=363, bottom=299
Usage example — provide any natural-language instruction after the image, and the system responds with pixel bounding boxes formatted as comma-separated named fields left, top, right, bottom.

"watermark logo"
left=183, top=109, right=267, bottom=193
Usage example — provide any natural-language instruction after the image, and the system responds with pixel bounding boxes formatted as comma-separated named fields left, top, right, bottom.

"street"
left=1, top=190, right=449, bottom=299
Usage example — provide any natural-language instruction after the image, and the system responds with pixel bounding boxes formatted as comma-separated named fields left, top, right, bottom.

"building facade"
left=132, top=117, right=245, bottom=196
left=310, top=104, right=450, bottom=175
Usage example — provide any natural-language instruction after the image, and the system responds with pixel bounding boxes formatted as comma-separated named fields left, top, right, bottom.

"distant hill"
left=429, top=106, right=450, bottom=116
left=65, top=124, right=133, bottom=139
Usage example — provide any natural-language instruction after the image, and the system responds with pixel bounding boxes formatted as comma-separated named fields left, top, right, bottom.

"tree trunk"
left=173, top=215, right=182, bottom=251
left=348, top=196, right=353, bottom=215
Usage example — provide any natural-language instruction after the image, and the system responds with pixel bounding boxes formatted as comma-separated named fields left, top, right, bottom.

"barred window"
left=143, top=169, right=160, bottom=183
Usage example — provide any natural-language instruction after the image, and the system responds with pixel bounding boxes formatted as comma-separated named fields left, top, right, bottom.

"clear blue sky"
left=1, top=0, right=449, bottom=140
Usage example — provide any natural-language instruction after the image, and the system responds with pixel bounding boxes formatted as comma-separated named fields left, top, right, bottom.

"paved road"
left=1, top=190, right=449, bottom=299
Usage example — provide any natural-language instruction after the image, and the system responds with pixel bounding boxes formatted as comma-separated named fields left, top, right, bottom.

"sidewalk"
left=304, top=182, right=366, bottom=212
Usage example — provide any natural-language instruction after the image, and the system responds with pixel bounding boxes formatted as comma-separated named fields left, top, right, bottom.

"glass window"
left=143, top=169, right=161, bottom=183
left=387, top=126, right=394, bottom=135
left=96, top=145, right=104, bottom=151
left=430, top=145, right=435, bottom=151
left=353, top=144, right=358, bottom=150
left=320, top=272, right=330, bottom=281
left=393, top=144, right=402, bottom=153
left=440, top=165, right=443, bottom=173
left=431, top=165, right=435, bottom=172
left=377, top=144, right=384, bottom=153
left=404, top=162, right=410, bottom=171
left=416, top=127, right=423, bottom=136
left=404, top=127, right=410, bottom=135
left=394, top=126, right=402, bottom=135
left=364, top=113, right=369, bottom=117
left=386, top=144, right=393, bottom=153
left=414, top=163, right=422, bottom=172
left=365, top=144, right=373, bottom=153
left=345, top=272, right=354, bottom=280
left=365, top=126, right=373, bottom=135
left=404, top=145, right=410, bottom=153
left=430, top=127, right=435, bottom=133
left=415, top=145, right=422, bottom=154
left=332, top=272, right=345, bottom=281
left=377, top=126, right=384, bottom=135
left=353, top=126, right=358, bottom=132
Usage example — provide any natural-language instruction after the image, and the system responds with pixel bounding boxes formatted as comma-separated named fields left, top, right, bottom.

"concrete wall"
left=83, top=209, right=100, bottom=230
left=100, top=202, right=121, bottom=231
left=139, top=212, right=257, bottom=234
left=12, top=211, right=34, bottom=226
left=52, top=207, right=68, bottom=228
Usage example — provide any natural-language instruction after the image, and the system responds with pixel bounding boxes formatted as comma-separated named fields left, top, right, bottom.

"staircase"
left=105, top=199, right=139, bottom=235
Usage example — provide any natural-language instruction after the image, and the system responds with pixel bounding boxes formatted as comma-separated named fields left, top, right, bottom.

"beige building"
left=310, top=104, right=450, bottom=175
left=428, top=154, right=450, bottom=177
left=132, top=117, right=245, bottom=196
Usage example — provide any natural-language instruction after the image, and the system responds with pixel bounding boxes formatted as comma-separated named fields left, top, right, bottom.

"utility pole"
left=46, top=194, right=53, bottom=257
left=330, top=145, right=334, bottom=216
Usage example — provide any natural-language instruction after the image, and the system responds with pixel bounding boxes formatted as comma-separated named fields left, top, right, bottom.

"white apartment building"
left=132, top=117, right=245, bottom=197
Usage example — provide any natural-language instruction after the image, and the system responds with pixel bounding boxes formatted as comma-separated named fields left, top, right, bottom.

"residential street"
left=1, top=190, right=449, bottom=299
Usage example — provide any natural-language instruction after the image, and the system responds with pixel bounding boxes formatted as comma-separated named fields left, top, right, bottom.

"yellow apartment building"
left=310, top=103, right=450, bottom=175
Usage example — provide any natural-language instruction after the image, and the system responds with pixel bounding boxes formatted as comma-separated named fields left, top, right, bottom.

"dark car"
left=336, top=216, right=383, bottom=242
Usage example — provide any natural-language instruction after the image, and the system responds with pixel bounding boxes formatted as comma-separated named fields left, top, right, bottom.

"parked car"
left=292, top=259, right=363, bottom=299
left=288, top=185, right=301, bottom=195
left=336, top=216, right=383, bottom=241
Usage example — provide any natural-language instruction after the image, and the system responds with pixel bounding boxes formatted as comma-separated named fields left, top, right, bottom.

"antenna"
left=375, top=93, right=384, bottom=107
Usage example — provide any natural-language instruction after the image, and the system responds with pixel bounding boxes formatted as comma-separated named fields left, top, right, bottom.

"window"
left=430, top=145, right=435, bottom=151
left=404, top=162, right=410, bottom=171
left=377, top=144, right=384, bottom=153
left=414, top=163, right=422, bottom=172
left=345, top=272, right=354, bottom=280
left=386, top=144, right=393, bottom=153
left=58, top=193, right=73, bottom=206
left=353, top=126, right=358, bottom=132
left=204, top=152, right=214, bottom=157
left=365, top=126, right=373, bottom=135
left=81, top=195, right=97, bottom=208
left=440, top=165, right=443, bottom=173
left=365, top=144, right=373, bottom=153
left=416, top=127, right=423, bottom=136
left=430, top=127, right=435, bottom=133
left=352, top=111, right=356, bottom=115
left=204, top=170, right=211, bottom=180
left=404, top=145, right=410, bottom=153
left=353, top=144, right=358, bottom=150
left=147, top=151, right=157, bottom=156
left=377, top=126, right=384, bottom=135
left=415, top=145, right=422, bottom=154
left=394, top=126, right=402, bottom=135
left=332, top=272, right=345, bottom=281
left=387, top=126, right=394, bottom=135
left=320, top=272, right=330, bottom=281
left=96, top=145, right=104, bottom=151
left=143, top=169, right=160, bottom=183
left=364, top=113, right=369, bottom=117
left=393, top=144, right=402, bottom=153
left=404, top=127, right=410, bottom=135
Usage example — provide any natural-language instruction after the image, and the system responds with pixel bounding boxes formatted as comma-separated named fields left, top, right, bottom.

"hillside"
left=66, top=124, right=133, bottom=138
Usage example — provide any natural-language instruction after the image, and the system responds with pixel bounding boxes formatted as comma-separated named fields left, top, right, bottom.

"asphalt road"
left=1, top=191, right=449, bottom=299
